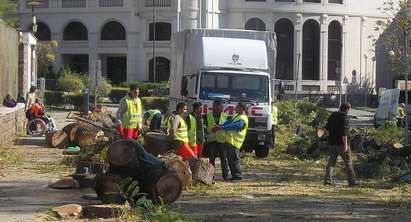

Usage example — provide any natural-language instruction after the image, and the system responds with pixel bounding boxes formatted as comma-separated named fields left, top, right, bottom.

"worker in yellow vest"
left=143, top=109, right=162, bottom=130
left=188, top=102, right=204, bottom=158
left=167, top=102, right=196, bottom=160
left=116, top=84, right=142, bottom=139
left=205, top=100, right=229, bottom=180
left=214, top=102, right=248, bottom=181
left=271, top=103, right=278, bottom=148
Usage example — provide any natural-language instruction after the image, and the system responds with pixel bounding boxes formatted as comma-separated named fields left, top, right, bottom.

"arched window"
left=101, top=21, right=126, bottom=40
left=63, top=21, right=88, bottom=41
left=149, top=22, right=171, bottom=41
left=245, top=18, right=266, bottom=31
left=34, top=22, right=51, bottom=41
left=302, top=19, right=320, bottom=80
left=328, top=21, right=342, bottom=81
left=275, top=18, right=294, bottom=80
left=149, top=57, right=170, bottom=82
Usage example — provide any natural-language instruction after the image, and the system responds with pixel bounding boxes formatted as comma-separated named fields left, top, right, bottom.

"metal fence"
left=0, top=20, right=19, bottom=101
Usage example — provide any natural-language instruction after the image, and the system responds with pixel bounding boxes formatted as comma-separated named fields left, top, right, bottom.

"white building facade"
left=18, top=0, right=390, bottom=94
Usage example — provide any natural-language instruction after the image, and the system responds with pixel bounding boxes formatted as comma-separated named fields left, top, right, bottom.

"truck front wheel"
left=255, top=145, right=269, bottom=158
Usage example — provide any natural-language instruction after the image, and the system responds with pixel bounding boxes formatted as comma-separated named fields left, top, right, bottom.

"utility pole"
left=294, top=53, right=301, bottom=101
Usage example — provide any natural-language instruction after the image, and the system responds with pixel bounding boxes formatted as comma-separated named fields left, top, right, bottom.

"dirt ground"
left=0, top=110, right=410, bottom=222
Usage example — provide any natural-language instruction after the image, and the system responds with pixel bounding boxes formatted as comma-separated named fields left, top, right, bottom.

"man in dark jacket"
left=324, top=103, right=358, bottom=187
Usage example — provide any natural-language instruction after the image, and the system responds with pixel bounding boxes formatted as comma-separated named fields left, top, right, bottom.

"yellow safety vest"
left=188, top=114, right=197, bottom=146
left=227, top=113, right=249, bottom=149
left=207, top=112, right=227, bottom=143
left=167, top=114, right=189, bottom=143
left=122, top=96, right=142, bottom=129
left=272, top=105, right=278, bottom=126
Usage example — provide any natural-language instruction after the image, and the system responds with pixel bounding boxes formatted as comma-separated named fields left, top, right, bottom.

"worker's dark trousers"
left=325, top=145, right=356, bottom=185
left=149, top=113, right=162, bottom=130
left=226, top=143, right=242, bottom=179
left=207, top=142, right=229, bottom=179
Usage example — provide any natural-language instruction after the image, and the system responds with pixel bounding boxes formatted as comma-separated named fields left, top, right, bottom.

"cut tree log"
left=159, top=152, right=192, bottom=190
left=143, top=131, right=171, bottom=156
left=45, top=130, right=56, bottom=147
left=76, top=129, right=104, bottom=148
left=188, top=158, right=215, bottom=185
left=50, top=130, right=69, bottom=149
left=138, top=170, right=182, bottom=204
left=63, top=123, right=80, bottom=141
left=107, top=139, right=140, bottom=169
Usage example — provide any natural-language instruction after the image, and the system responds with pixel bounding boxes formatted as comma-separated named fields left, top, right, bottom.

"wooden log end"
left=154, top=172, right=182, bottom=204
left=107, top=140, right=137, bottom=167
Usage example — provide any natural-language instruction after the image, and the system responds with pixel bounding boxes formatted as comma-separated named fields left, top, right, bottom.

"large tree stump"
left=143, top=131, right=171, bottom=156
left=49, top=130, right=69, bottom=149
left=188, top=158, right=215, bottom=185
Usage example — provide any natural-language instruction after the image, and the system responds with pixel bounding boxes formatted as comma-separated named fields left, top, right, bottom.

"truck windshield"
left=199, top=72, right=269, bottom=102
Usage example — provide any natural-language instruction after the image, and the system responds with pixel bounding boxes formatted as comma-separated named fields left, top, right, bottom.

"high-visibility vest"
left=207, top=112, right=227, bottom=143
left=167, top=114, right=189, bottom=143
left=227, top=113, right=249, bottom=149
left=145, top=109, right=161, bottom=119
left=122, top=96, right=142, bottom=129
left=272, top=105, right=278, bottom=126
left=188, top=114, right=197, bottom=146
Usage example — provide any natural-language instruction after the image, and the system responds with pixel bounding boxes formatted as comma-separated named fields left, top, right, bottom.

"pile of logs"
left=95, top=139, right=183, bottom=204
left=45, top=123, right=105, bottom=149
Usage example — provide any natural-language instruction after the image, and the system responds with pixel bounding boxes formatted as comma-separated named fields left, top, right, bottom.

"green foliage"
left=44, top=90, right=64, bottom=106
left=37, top=41, right=58, bottom=78
left=57, top=69, right=85, bottom=92
left=276, top=100, right=330, bottom=127
left=98, top=78, right=113, bottom=97
left=141, top=97, right=169, bottom=113
left=132, top=197, right=195, bottom=222
left=0, top=0, right=18, bottom=27
left=373, top=0, right=411, bottom=77
left=371, top=121, right=404, bottom=144
left=109, top=87, right=129, bottom=103
left=117, top=81, right=169, bottom=97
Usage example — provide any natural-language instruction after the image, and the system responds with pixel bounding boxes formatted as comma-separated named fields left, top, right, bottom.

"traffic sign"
left=343, top=76, right=349, bottom=84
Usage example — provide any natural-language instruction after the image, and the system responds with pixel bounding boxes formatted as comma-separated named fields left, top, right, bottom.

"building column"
left=294, top=13, right=303, bottom=92
left=320, top=14, right=329, bottom=92
left=342, top=16, right=349, bottom=92
left=89, top=32, right=98, bottom=82
left=127, top=32, right=140, bottom=81
left=360, top=16, right=367, bottom=84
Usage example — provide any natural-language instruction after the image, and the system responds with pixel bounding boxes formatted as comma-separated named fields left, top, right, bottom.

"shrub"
left=57, top=69, right=85, bottom=92
left=98, top=78, right=113, bottom=97
left=116, top=81, right=168, bottom=97
left=141, top=97, right=169, bottom=113
left=109, top=87, right=129, bottom=103
left=44, top=90, right=64, bottom=106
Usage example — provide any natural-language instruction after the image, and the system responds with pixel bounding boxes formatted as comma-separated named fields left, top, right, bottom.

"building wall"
left=0, top=19, right=19, bottom=100
left=18, top=0, right=393, bottom=93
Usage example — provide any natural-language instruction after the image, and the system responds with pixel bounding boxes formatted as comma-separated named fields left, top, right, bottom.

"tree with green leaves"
left=375, top=0, right=411, bottom=79
left=0, top=0, right=18, bottom=27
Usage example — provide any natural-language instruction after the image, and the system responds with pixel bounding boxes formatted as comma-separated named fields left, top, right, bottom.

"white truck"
left=169, top=29, right=277, bottom=157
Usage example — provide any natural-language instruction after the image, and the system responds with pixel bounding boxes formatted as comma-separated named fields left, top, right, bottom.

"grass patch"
left=33, top=161, right=73, bottom=175
left=0, top=147, right=25, bottom=166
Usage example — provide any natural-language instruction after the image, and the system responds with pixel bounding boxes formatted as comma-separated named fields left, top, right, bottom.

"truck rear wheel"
left=255, top=145, right=269, bottom=158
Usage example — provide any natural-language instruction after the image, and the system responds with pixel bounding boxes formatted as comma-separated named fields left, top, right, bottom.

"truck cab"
left=170, top=29, right=276, bottom=157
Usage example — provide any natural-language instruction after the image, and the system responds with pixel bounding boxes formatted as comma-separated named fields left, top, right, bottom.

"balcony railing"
left=62, top=0, right=86, bottom=8
left=145, top=0, right=171, bottom=7
left=26, top=0, right=49, bottom=8
left=99, top=0, right=124, bottom=7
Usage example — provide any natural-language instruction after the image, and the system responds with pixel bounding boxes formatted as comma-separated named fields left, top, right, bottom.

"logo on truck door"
left=202, top=104, right=264, bottom=117
left=232, top=54, right=240, bottom=64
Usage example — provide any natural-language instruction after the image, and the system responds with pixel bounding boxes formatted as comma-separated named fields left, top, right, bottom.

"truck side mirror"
left=181, top=76, right=188, bottom=96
